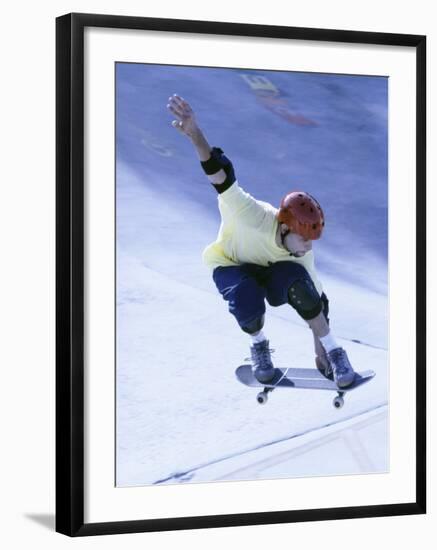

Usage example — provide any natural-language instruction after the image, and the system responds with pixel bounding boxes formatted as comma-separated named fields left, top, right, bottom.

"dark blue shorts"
left=212, top=261, right=327, bottom=330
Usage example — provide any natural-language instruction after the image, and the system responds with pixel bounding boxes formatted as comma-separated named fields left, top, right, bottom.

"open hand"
left=167, top=94, right=199, bottom=138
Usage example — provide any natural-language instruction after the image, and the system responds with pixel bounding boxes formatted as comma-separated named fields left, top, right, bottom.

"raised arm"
left=167, top=94, right=235, bottom=192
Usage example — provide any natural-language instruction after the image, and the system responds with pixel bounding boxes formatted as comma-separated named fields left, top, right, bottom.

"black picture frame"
left=56, top=12, right=426, bottom=537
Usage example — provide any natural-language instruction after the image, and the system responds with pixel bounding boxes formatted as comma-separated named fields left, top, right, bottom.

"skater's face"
left=280, top=224, right=313, bottom=257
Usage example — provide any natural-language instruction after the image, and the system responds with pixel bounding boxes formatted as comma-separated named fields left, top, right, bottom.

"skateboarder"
left=167, top=94, right=356, bottom=388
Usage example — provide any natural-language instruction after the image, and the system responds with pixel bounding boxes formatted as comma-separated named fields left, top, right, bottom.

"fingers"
left=171, top=120, right=184, bottom=134
left=167, top=94, right=196, bottom=136
left=167, top=102, right=184, bottom=119
left=171, top=93, right=188, bottom=108
left=167, top=93, right=192, bottom=119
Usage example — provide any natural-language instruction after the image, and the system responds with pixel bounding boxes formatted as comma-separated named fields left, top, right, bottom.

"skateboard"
left=235, top=365, right=376, bottom=408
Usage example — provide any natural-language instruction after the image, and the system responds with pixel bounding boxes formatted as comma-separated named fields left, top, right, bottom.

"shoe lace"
left=330, top=348, right=349, bottom=375
left=245, top=343, right=275, bottom=367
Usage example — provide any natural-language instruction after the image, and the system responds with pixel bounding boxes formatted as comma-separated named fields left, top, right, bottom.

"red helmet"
left=278, top=191, right=325, bottom=240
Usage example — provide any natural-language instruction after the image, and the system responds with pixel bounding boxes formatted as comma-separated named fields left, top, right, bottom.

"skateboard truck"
left=256, top=388, right=273, bottom=405
left=333, top=391, right=345, bottom=409
left=257, top=387, right=345, bottom=408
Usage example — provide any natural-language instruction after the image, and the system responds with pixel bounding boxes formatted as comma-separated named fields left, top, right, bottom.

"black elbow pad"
left=200, top=147, right=236, bottom=193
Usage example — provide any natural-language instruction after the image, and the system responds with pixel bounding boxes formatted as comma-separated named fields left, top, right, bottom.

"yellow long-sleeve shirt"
left=202, top=182, right=323, bottom=295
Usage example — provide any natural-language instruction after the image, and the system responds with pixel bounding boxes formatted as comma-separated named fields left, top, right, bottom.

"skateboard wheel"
left=333, top=396, right=344, bottom=409
left=257, top=392, right=268, bottom=405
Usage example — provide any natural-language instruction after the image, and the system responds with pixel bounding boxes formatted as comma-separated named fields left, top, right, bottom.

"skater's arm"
left=167, top=95, right=269, bottom=222
left=167, top=94, right=231, bottom=189
left=190, top=130, right=230, bottom=186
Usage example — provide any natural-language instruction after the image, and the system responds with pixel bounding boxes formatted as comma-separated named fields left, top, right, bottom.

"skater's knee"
left=288, top=279, right=323, bottom=321
left=224, top=278, right=266, bottom=330
left=231, top=277, right=263, bottom=305
left=240, top=315, right=265, bottom=335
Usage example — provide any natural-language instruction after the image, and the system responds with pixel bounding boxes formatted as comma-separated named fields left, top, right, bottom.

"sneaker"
left=250, top=339, right=275, bottom=383
left=326, top=347, right=356, bottom=388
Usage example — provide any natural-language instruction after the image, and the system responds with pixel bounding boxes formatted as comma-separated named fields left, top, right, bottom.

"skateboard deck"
left=235, top=365, right=376, bottom=407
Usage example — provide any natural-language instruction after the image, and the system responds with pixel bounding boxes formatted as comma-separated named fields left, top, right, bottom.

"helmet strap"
left=280, top=227, right=290, bottom=245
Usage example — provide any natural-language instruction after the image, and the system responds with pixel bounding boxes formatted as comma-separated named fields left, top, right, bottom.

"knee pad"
left=241, top=315, right=265, bottom=335
left=288, top=279, right=323, bottom=321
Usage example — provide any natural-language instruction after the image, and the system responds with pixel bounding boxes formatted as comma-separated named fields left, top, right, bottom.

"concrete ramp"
left=162, top=407, right=388, bottom=484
